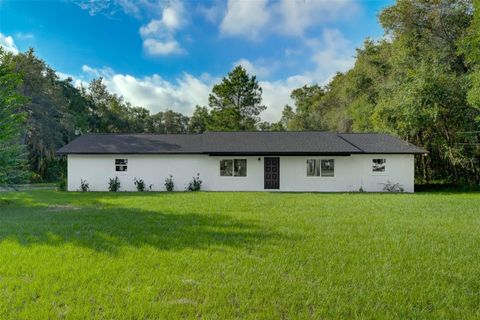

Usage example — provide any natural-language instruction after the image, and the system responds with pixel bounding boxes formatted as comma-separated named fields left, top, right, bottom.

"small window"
left=115, top=159, right=128, bottom=172
left=306, top=159, right=320, bottom=176
left=234, top=159, right=247, bottom=177
left=372, top=159, right=386, bottom=172
left=321, top=159, right=334, bottom=177
left=220, top=159, right=247, bottom=177
left=307, top=159, right=334, bottom=177
left=220, top=159, right=233, bottom=176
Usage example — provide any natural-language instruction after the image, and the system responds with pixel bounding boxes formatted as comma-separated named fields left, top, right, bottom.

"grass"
left=0, top=190, right=479, bottom=319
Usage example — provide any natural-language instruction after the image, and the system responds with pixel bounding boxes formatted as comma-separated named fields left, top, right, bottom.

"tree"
left=375, top=0, right=478, bottom=183
left=162, top=110, right=189, bottom=133
left=460, top=0, right=480, bottom=120
left=279, top=105, right=295, bottom=130
left=282, top=0, right=479, bottom=184
left=287, top=85, right=325, bottom=130
left=188, top=105, right=210, bottom=133
left=146, top=110, right=188, bottom=134
left=84, top=78, right=132, bottom=133
left=208, top=65, right=266, bottom=130
left=3, top=49, right=71, bottom=181
left=0, top=49, right=28, bottom=185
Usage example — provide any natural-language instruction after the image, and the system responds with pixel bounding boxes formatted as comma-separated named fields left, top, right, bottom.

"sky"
left=0, top=0, right=392, bottom=121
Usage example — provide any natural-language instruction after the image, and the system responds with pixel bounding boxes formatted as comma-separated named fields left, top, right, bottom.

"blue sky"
left=0, top=0, right=392, bottom=120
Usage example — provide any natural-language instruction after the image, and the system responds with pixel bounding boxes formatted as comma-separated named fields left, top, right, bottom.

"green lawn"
left=0, top=190, right=479, bottom=319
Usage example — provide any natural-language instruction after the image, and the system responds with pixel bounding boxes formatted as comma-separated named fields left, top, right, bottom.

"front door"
left=264, top=157, right=280, bottom=190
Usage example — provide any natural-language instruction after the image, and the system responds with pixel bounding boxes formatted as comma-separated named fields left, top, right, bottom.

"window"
left=220, top=159, right=247, bottom=177
left=321, top=159, right=334, bottom=177
left=115, top=159, right=128, bottom=172
left=306, top=159, right=320, bottom=176
left=234, top=159, right=247, bottom=176
left=307, top=159, right=334, bottom=177
left=372, top=159, right=386, bottom=172
left=220, top=159, right=233, bottom=176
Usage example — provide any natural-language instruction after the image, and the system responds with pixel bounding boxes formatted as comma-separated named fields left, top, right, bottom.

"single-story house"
left=57, top=131, right=427, bottom=192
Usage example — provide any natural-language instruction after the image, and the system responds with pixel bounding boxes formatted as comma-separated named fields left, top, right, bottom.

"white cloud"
left=80, top=65, right=211, bottom=115
left=162, top=4, right=185, bottom=30
left=233, top=58, right=271, bottom=78
left=109, top=73, right=211, bottom=114
left=197, top=1, right=225, bottom=23
left=218, top=0, right=359, bottom=40
left=275, top=0, right=359, bottom=36
left=115, top=0, right=142, bottom=17
left=76, top=0, right=187, bottom=55
left=0, top=33, right=18, bottom=54
left=82, top=64, right=115, bottom=78
left=75, top=0, right=112, bottom=16
left=220, top=0, right=270, bottom=40
left=143, top=38, right=184, bottom=55
left=139, top=0, right=187, bottom=56
left=74, top=0, right=155, bottom=18
left=309, top=29, right=355, bottom=84
left=260, top=75, right=313, bottom=121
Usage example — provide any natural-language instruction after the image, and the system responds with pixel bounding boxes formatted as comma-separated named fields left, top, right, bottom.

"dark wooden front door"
left=264, top=157, right=280, bottom=190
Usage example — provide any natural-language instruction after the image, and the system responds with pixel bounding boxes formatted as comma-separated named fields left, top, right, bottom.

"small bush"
left=79, top=179, right=89, bottom=192
left=164, top=175, right=174, bottom=192
left=108, top=176, right=121, bottom=192
left=381, top=181, right=404, bottom=192
left=134, top=178, right=146, bottom=192
left=58, top=179, right=67, bottom=192
left=187, top=173, right=202, bottom=192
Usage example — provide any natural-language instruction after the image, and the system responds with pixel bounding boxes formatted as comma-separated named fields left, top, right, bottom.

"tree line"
left=279, top=0, right=480, bottom=185
left=1, top=0, right=479, bottom=186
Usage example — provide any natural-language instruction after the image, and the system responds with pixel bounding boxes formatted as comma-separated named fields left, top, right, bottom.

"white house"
left=57, top=131, right=427, bottom=192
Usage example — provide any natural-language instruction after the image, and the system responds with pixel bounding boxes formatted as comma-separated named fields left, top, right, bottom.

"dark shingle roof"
left=57, top=132, right=427, bottom=155
left=57, top=134, right=203, bottom=154
left=202, top=131, right=360, bottom=154
left=338, top=133, right=427, bottom=154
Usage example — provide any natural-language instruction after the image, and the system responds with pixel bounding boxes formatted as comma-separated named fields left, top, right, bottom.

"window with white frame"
left=307, top=159, right=334, bottom=177
left=115, top=159, right=128, bottom=172
left=220, top=159, right=247, bottom=177
left=372, top=158, right=386, bottom=172
left=307, top=159, right=320, bottom=176
left=321, top=159, right=334, bottom=177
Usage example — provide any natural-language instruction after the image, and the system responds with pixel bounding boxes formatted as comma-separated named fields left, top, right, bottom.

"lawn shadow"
left=0, top=193, right=280, bottom=254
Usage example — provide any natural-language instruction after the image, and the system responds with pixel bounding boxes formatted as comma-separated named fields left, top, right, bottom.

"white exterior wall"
left=67, top=154, right=415, bottom=192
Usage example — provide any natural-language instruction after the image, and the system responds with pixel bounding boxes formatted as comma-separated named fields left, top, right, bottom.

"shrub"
left=134, top=178, right=146, bottom=192
left=164, top=175, right=174, bottom=192
left=58, top=179, right=67, bottom=192
left=108, top=176, right=121, bottom=192
left=79, top=179, right=89, bottom=192
left=186, top=173, right=202, bottom=192
left=381, top=181, right=404, bottom=192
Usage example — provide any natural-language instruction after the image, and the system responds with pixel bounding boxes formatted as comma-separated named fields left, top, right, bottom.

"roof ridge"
left=336, top=134, right=364, bottom=153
